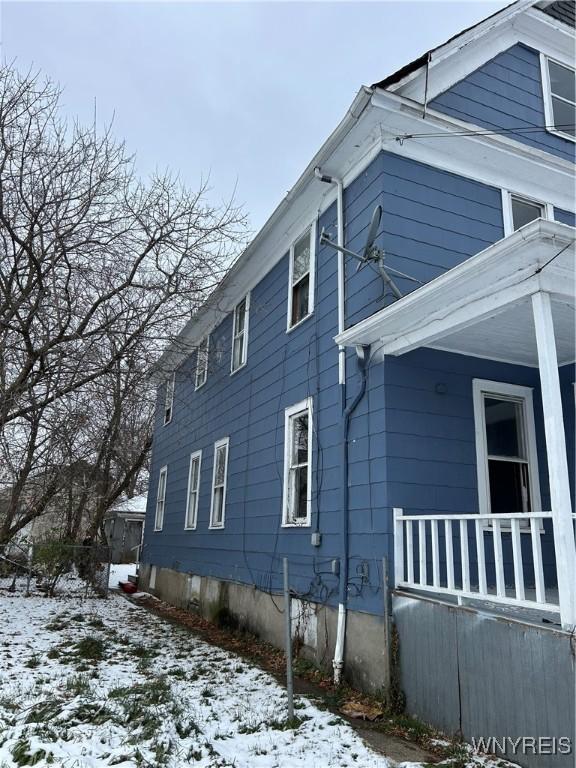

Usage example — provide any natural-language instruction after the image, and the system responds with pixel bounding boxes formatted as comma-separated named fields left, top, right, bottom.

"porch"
left=336, top=218, right=576, bottom=630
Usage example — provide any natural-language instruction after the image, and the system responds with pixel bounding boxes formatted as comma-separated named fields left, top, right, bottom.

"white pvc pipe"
left=333, top=603, right=346, bottom=686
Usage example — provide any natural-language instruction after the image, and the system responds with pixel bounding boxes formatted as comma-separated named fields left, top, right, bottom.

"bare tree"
left=0, top=65, right=246, bottom=544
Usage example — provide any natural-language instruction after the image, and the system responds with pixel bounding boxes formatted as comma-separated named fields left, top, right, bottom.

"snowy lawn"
left=0, top=576, right=518, bottom=768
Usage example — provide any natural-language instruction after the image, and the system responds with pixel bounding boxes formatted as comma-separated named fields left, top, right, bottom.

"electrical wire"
left=393, top=123, right=576, bottom=143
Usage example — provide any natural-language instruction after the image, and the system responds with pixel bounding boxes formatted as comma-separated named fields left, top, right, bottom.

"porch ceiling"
left=335, top=219, right=575, bottom=368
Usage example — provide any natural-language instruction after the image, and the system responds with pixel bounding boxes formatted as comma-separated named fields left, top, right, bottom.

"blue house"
left=142, top=3, right=575, bottom=764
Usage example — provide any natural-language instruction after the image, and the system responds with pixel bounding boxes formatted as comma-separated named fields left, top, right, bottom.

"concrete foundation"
left=138, top=563, right=389, bottom=693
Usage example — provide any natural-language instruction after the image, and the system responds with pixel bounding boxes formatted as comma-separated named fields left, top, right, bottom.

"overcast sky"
left=2, top=1, right=509, bottom=231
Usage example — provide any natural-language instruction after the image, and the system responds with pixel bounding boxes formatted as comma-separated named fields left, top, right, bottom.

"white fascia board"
left=335, top=219, right=575, bottom=350
left=393, top=7, right=574, bottom=104
left=372, top=89, right=575, bottom=212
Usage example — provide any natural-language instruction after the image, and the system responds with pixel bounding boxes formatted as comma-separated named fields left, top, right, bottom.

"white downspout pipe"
left=314, top=166, right=347, bottom=684
left=314, top=167, right=345, bottom=384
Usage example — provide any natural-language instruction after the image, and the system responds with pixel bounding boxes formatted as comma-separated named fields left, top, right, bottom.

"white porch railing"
left=393, top=508, right=575, bottom=618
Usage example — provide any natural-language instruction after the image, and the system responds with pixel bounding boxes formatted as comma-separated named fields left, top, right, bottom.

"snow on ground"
left=0, top=575, right=518, bottom=768
left=108, top=563, right=138, bottom=589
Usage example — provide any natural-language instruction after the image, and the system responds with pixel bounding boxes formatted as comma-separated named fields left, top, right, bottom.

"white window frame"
left=195, top=336, right=209, bottom=390
left=282, top=397, right=313, bottom=527
left=472, top=379, right=542, bottom=528
left=209, top=437, right=229, bottom=529
left=540, top=54, right=576, bottom=144
left=230, top=293, right=250, bottom=374
left=154, top=466, right=168, bottom=531
left=286, top=222, right=316, bottom=332
left=501, top=189, right=552, bottom=236
left=163, top=373, right=175, bottom=425
left=184, top=450, right=202, bottom=530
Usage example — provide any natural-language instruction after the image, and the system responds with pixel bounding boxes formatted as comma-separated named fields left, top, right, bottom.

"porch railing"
left=393, top=508, right=572, bottom=617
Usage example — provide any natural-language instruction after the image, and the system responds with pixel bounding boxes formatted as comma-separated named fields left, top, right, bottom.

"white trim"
left=230, top=293, right=250, bottom=374
left=209, top=437, right=229, bottom=529
left=282, top=397, right=313, bottom=527
left=154, top=465, right=168, bottom=532
left=149, top=565, right=157, bottom=590
left=184, top=450, right=202, bottom=530
left=392, top=6, right=574, bottom=103
left=540, top=53, right=576, bottom=144
left=287, top=222, right=317, bottom=332
left=195, top=335, right=209, bottom=390
left=163, top=373, right=175, bottom=425
left=472, top=379, right=542, bottom=523
left=532, top=292, right=576, bottom=628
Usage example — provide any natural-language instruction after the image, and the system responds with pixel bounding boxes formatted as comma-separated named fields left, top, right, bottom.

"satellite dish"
left=362, top=204, right=382, bottom=261
left=319, top=204, right=423, bottom=302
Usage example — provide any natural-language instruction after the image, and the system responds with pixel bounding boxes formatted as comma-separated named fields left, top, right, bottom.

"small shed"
left=104, top=494, right=147, bottom=564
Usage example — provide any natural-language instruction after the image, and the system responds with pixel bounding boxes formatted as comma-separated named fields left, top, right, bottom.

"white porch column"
left=532, top=291, right=576, bottom=630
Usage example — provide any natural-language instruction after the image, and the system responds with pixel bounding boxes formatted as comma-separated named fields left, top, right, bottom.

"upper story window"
left=502, top=191, right=551, bottom=236
left=195, top=336, right=209, bottom=390
left=210, top=437, right=229, bottom=528
left=282, top=398, right=312, bottom=526
left=287, top=227, right=315, bottom=330
left=164, top=373, right=175, bottom=425
left=231, top=294, right=250, bottom=373
left=511, top=195, right=545, bottom=231
left=542, top=55, right=575, bottom=141
left=154, top=466, right=168, bottom=531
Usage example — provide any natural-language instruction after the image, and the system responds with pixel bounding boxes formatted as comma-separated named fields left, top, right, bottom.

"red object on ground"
left=120, top=581, right=137, bottom=594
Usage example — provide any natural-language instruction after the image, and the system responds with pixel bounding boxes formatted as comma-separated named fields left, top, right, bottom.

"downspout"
left=314, top=168, right=346, bottom=393
left=333, top=344, right=370, bottom=685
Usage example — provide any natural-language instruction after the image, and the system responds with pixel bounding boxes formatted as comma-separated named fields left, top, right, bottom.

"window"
left=231, top=294, right=250, bottom=373
left=473, top=380, right=541, bottom=522
left=210, top=437, right=229, bottom=528
left=282, top=398, right=313, bottom=526
left=195, top=336, right=209, bottom=390
left=287, top=227, right=315, bottom=329
left=154, top=466, right=168, bottom=531
left=542, top=56, right=575, bottom=140
left=511, top=195, right=544, bottom=231
left=164, top=373, right=175, bottom=425
left=185, top=451, right=202, bottom=529
left=502, top=191, right=550, bottom=236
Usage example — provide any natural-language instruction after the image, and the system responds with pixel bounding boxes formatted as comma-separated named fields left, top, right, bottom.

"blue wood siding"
left=431, top=44, right=575, bottom=163
left=555, top=207, right=576, bottom=226
left=344, top=151, right=503, bottom=326
left=143, top=148, right=567, bottom=615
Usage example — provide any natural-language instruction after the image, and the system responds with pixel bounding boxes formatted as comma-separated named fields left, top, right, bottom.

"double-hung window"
left=155, top=466, right=168, bottom=531
left=185, top=451, right=202, bottom=529
left=282, top=398, right=312, bottom=526
left=288, top=227, right=315, bottom=329
left=542, top=56, right=575, bottom=140
left=231, top=294, right=250, bottom=373
left=195, top=336, right=209, bottom=390
left=164, top=373, right=175, bottom=425
left=210, top=437, right=229, bottom=528
left=473, top=380, right=541, bottom=523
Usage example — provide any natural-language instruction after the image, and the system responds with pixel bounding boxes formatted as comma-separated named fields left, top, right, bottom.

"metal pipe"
left=333, top=345, right=370, bottom=685
left=314, top=167, right=346, bottom=388
left=283, top=557, right=294, bottom=718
